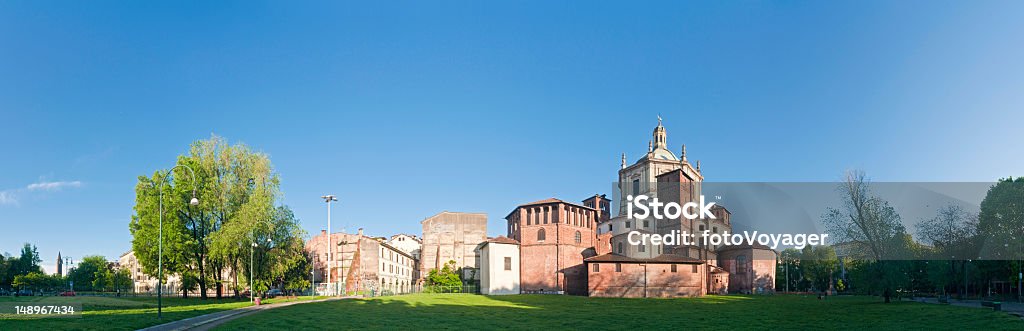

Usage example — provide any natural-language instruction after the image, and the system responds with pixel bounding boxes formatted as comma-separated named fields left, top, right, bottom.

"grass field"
left=215, top=294, right=1024, bottom=330
left=0, top=295, right=324, bottom=330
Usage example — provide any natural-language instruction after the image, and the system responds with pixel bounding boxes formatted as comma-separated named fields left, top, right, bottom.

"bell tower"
left=653, top=116, right=667, bottom=149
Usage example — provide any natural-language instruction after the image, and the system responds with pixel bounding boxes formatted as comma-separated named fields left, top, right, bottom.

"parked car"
left=15, top=289, right=33, bottom=297
left=264, top=289, right=284, bottom=298
left=59, top=291, right=76, bottom=297
left=0, top=289, right=9, bottom=296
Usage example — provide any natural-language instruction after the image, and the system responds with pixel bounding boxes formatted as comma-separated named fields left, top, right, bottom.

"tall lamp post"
left=321, top=195, right=337, bottom=295
left=155, top=164, right=199, bottom=319
left=64, top=257, right=74, bottom=292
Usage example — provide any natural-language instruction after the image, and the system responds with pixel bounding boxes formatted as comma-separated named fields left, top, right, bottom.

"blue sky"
left=1, top=1, right=1022, bottom=273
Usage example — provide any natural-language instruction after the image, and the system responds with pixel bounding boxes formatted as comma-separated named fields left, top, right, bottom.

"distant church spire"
left=56, top=251, right=63, bottom=276
left=621, top=153, right=626, bottom=169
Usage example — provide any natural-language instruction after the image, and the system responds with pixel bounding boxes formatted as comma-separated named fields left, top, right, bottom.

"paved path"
left=914, top=297, right=1024, bottom=318
left=138, top=296, right=356, bottom=331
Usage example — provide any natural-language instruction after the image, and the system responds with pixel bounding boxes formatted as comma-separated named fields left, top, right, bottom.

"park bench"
left=981, top=301, right=1002, bottom=311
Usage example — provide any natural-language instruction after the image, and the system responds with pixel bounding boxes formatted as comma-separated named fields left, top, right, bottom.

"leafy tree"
left=14, top=244, right=42, bottom=276
left=68, top=255, right=107, bottom=292
left=180, top=270, right=200, bottom=298
left=0, top=253, right=11, bottom=290
left=776, top=248, right=802, bottom=292
left=426, top=260, right=463, bottom=290
left=92, top=268, right=109, bottom=292
left=111, top=268, right=133, bottom=294
left=915, top=204, right=979, bottom=295
left=823, top=171, right=910, bottom=302
left=131, top=135, right=299, bottom=299
left=13, top=272, right=62, bottom=292
left=801, top=246, right=838, bottom=292
left=977, top=177, right=1024, bottom=260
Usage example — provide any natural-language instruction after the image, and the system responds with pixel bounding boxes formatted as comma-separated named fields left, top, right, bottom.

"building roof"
left=717, top=243, right=777, bottom=253
left=420, top=211, right=488, bottom=224
left=389, top=233, right=422, bottom=243
left=583, top=253, right=704, bottom=264
left=506, top=197, right=596, bottom=219
left=483, top=236, right=519, bottom=245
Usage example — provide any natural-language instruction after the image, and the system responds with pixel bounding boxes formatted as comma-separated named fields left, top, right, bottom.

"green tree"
left=12, top=272, right=61, bottom=292
left=915, top=204, right=978, bottom=295
left=111, top=268, right=132, bottom=294
left=92, top=268, right=109, bottom=292
left=776, top=248, right=802, bottom=292
left=823, top=171, right=910, bottom=302
left=68, top=255, right=107, bottom=292
left=0, top=253, right=11, bottom=290
left=131, top=135, right=298, bottom=299
left=977, top=177, right=1024, bottom=260
left=426, top=260, right=463, bottom=291
left=13, top=244, right=42, bottom=276
left=801, top=246, right=838, bottom=293
left=180, top=270, right=200, bottom=298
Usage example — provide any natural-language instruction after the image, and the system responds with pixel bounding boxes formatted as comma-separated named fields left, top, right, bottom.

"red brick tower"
left=506, top=198, right=597, bottom=295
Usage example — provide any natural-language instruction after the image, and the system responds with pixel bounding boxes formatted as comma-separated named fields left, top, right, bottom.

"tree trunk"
left=232, top=255, right=239, bottom=298
left=198, top=257, right=208, bottom=299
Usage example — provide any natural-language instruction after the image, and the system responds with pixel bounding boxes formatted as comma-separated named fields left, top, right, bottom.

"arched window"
left=617, top=242, right=623, bottom=254
left=736, top=255, right=748, bottom=274
left=537, top=228, right=546, bottom=242
left=574, top=231, right=581, bottom=244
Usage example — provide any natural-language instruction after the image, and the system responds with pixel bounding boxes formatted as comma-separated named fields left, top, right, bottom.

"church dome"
left=651, top=147, right=678, bottom=161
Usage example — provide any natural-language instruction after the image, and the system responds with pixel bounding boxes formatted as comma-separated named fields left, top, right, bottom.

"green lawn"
left=215, top=294, right=1023, bottom=330
left=0, top=295, right=324, bottom=331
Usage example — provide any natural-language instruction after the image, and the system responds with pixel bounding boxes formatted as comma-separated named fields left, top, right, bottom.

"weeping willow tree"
left=130, top=135, right=307, bottom=298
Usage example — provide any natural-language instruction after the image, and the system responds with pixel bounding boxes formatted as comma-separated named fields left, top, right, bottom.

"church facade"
left=494, top=119, right=777, bottom=297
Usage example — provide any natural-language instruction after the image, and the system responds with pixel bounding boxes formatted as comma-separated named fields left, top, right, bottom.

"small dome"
left=652, top=147, right=678, bottom=161
left=637, top=147, right=678, bottom=163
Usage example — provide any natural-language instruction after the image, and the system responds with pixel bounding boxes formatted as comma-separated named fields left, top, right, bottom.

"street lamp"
left=155, top=164, right=199, bottom=319
left=64, top=257, right=74, bottom=291
left=321, top=195, right=337, bottom=295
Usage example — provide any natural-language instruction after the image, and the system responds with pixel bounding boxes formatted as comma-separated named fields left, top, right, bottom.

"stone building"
left=387, top=234, right=422, bottom=261
left=477, top=236, right=521, bottom=295
left=306, top=229, right=363, bottom=293
left=717, top=244, right=778, bottom=294
left=584, top=119, right=776, bottom=297
left=375, top=241, right=417, bottom=294
left=586, top=253, right=706, bottom=297
left=505, top=198, right=598, bottom=295
left=420, top=211, right=488, bottom=283
left=307, top=228, right=420, bottom=294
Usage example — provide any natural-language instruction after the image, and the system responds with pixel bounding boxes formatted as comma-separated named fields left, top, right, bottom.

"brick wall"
left=586, top=262, right=705, bottom=298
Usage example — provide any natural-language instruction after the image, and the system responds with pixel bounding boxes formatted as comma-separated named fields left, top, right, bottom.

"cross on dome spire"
left=652, top=116, right=667, bottom=149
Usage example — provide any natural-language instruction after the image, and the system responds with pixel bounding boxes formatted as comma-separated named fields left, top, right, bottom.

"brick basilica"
left=482, top=118, right=777, bottom=297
